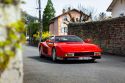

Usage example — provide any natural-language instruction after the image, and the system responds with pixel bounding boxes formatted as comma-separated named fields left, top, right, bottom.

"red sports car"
left=38, top=35, right=102, bottom=62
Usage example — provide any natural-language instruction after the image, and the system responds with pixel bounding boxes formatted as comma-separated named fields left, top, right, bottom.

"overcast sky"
left=21, top=0, right=112, bottom=17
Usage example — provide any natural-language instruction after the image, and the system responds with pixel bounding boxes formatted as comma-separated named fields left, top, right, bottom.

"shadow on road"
left=25, top=43, right=38, bottom=48
left=28, top=56, right=98, bottom=64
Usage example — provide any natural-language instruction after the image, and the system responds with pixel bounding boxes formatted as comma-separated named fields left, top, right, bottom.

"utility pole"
left=38, top=0, right=43, bottom=43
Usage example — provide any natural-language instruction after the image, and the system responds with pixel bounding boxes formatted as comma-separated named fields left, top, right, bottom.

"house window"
left=120, top=13, right=124, bottom=17
left=63, top=15, right=67, bottom=21
left=76, top=18, right=79, bottom=22
left=61, top=27, right=68, bottom=33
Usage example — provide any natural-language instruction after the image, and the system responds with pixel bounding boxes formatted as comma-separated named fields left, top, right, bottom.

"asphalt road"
left=23, top=45, right=125, bottom=83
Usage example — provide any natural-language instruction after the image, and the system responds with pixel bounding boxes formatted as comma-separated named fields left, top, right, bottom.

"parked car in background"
left=26, top=36, right=29, bottom=41
left=38, top=35, right=102, bottom=62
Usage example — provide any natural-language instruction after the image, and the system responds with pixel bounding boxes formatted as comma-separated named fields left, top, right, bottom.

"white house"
left=107, top=0, right=125, bottom=18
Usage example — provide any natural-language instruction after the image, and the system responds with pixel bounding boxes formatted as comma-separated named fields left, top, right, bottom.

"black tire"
left=52, top=48, right=57, bottom=61
left=90, top=59, right=95, bottom=63
left=39, top=47, right=44, bottom=58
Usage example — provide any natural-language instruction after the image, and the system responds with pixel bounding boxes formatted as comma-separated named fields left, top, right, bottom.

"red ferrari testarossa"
left=38, top=35, right=102, bottom=61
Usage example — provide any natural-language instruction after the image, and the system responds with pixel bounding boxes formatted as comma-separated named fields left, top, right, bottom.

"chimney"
left=68, top=7, right=71, bottom=11
left=62, top=9, right=66, bottom=14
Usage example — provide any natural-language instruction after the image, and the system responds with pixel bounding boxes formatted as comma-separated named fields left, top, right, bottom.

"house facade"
left=107, top=0, right=125, bottom=18
left=49, top=9, right=89, bottom=35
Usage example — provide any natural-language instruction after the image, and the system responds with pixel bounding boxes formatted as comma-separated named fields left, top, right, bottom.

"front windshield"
left=55, top=36, right=83, bottom=42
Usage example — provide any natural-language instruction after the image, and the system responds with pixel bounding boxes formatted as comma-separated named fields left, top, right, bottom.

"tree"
left=94, top=12, right=107, bottom=21
left=42, top=0, right=55, bottom=31
left=59, top=7, right=90, bottom=35
left=24, top=13, right=39, bottom=44
left=62, top=7, right=90, bottom=27
left=78, top=4, right=97, bottom=21
left=98, top=12, right=106, bottom=21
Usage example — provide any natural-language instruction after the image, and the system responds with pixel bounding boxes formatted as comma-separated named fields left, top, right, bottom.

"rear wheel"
left=52, top=48, right=57, bottom=61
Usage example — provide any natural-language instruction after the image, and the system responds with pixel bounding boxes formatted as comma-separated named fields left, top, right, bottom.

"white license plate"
left=79, top=57, right=92, bottom=60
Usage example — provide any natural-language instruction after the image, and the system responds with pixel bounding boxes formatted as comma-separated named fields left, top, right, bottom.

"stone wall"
left=0, top=4, right=23, bottom=83
left=0, top=49, right=23, bottom=83
left=68, top=17, right=125, bottom=56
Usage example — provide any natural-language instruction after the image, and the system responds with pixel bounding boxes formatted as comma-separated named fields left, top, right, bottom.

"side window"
left=49, top=36, right=55, bottom=42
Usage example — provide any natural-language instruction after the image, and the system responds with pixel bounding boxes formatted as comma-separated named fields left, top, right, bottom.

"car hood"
left=56, top=42, right=102, bottom=53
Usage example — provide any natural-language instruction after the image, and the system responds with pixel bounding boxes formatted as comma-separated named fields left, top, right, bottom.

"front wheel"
left=52, top=48, right=57, bottom=61
left=90, top=59, right=95, bottom=63
left=39, top=47, right=44, bottom=58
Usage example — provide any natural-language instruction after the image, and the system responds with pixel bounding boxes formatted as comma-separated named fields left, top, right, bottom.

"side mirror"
left=46, top=39, right=51, bottom=42
left=84, top=38, right=92, bottom=43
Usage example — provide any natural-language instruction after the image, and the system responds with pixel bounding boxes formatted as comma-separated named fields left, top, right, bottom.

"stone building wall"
left=68, top=17, right=125, bottom=56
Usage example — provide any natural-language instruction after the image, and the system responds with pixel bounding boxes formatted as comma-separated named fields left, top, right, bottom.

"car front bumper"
left=56, top=56, right=101, bottom=60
